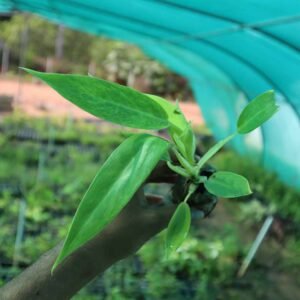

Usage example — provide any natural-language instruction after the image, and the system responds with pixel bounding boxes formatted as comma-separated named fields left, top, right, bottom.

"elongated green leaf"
left=196, top=133, right=236, bottom=172
left=167, top=161, right=190, bottom=178
left=53, top=134, right=169, bottom=271
left=147, top=94, right=196, bottom=163
left=146, top=94, right=188, bottom=133
left=172, top=132, right=188, bottom=158
left=166, top=202, right=191, bottom=258
left=22, top=68, right=169, bottom=130
left=204, top=171, right=252, bottom=198
left=237, top=90, right=279, bottom=134
left=172, top=148, right=196, bottom=176
left=179, top=123, right=196, bottom=164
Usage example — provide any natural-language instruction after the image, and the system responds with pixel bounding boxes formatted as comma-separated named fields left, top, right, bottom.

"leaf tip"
left=51, top=260, right=59, bottom=276
left=266, top=89, right=275, bottom=95
left=51, top=251, right=68, bottom=275
left=20, top=67, right=40, bottom=77
left=19, top=66, right=30, bottom=72
left=246, top=185, right=252, bottom=196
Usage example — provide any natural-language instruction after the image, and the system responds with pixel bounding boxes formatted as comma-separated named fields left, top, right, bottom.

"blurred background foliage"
left=0, top=14, right=192, bottom=100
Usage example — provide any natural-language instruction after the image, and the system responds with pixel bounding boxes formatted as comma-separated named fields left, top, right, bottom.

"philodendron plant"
left=23, top=68, right=279, bottom=271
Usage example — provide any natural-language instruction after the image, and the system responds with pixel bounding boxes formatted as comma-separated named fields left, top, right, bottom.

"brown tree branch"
left=0, top=188, right=175, bottom=300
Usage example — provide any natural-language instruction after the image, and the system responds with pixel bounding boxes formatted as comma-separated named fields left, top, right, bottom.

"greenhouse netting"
left=1, top=0, right=300, bottom=188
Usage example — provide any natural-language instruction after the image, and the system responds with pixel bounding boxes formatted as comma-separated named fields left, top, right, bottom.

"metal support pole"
left=1, top=42, right=10, bottom=74
left=238, top=215, right=274, bottom=277
left=14, top=14, right=29, bottom=105
left=55, top=24, right=64, bottom=60
left=13, top=198, right=27, bottom=267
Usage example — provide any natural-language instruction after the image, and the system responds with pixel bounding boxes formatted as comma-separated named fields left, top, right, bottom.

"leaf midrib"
left=206, top=175, right=249, bottom=196
left=54, top=77, right=170, bottom=128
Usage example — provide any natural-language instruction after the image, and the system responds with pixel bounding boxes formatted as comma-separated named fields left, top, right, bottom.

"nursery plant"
left=22, top=68, right=279, bottom=272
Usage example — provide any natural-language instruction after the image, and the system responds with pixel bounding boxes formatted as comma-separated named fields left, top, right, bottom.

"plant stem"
left=195, top=132, right=236, bottom=173
left=183, top=184, right=197, bottom=203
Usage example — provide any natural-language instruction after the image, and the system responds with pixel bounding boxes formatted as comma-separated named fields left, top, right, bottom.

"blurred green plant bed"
left=0, top=115, right=129, bottom=265
left=0, top=115, right=299, bottom=299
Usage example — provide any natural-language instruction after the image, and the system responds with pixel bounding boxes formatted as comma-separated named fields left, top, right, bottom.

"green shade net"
left=1, top=0, right=300, bottom=188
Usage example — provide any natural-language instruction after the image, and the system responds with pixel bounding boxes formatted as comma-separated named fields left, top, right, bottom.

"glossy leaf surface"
left=237, top=90, right=279, bottom=134
left=147, top=94, right=196, bottom=164
left=167, top=161, right=190, bottom=178
left=166, top=202, right=191, bottom=258
left=146, top=94, right=188, bottom=133
left=23, top=68, right=169, bottom=130
left=53, top=134, right=169, bottom=271
left=204, top=171, right=252, bottom=198
left=179, top=123, right=196, bottom=164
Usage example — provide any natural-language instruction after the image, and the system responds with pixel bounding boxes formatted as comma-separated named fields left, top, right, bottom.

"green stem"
left=195, top=132, right=237, bottom=173
left=172, top=147, right=197, bottom=177
left=183, top=184, right=197, bottom=203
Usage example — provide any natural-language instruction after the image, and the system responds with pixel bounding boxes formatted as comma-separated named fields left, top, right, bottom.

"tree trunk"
left=1, top=42, right=10, bottom=74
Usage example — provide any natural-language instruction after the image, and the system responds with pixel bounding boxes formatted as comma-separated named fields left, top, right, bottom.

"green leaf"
left=53, top=134, right=169, bottom=271
left=172, top=147, right=196, bottom=176
left=204, top=171, right=252, bottom=198
left=179, top=123, right=196, bottom=164
left=161, top=150, right=171, bottom=162
left=146, top=94, right=196, bottom=164
left=165, top=202, right=191, bottom=258
left=167, top=161, right=190, bottom=178
left=196, top=133, right=236, bottom=172
left=172, top=132, right=188, bottom=158
left=146, top=94, right=188, bottom=133
left=22, top=68, right=169, bottom=130
left=237, top=90, right=279, bottom=134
